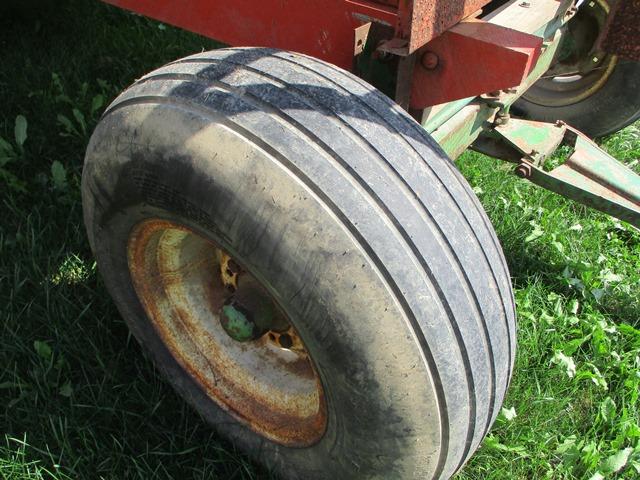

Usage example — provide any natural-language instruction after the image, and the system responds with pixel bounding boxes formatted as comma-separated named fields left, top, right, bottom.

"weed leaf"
left=14, top=115, right=27, bottom=148
left=484, top=435, right=528, bottom=455
left=552, top=351, right=576, bottom=378
left=72, top=108, right=87, bottom=135
left=599, top=397, right=616, bottom=422
left=500, top=406, right=517, bottom=422
left=33, top=340, right=52, bottom=360
left=525, top=221, right=544, bottom=242
left=57, top=114, right=79, bottom=137
left=59, top=381, right=73, bottom=397
left=601, top=447, right=633, bottom=474
left=91, top=94, right=105, bottom=116
left=51, top=160, right=68, bottom=190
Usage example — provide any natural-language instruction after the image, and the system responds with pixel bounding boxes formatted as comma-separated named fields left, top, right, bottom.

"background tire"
left=82, top=48, right=516, bottom=479
left=513, top=59, right=640, bottom=138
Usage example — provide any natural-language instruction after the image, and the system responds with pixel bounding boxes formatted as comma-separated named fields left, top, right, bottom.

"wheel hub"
left=522, top=0, right=617, bottom=107
left=127, top=219, right=327, bottom=447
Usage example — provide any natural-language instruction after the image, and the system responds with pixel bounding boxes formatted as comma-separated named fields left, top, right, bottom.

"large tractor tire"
left=82, top=47, right=516, bottom=480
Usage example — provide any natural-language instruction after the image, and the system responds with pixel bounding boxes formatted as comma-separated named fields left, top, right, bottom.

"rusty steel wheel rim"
left=127, top=219, right=327, bottom=447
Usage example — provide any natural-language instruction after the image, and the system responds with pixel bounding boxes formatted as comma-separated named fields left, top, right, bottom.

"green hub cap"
left=221, top=299, right=274, bottom=342
left=221, top=301, right=262, bottom=342
left=220, top=280, right=289, bottom=342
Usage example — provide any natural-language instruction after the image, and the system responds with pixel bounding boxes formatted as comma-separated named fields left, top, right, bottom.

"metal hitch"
left=476, top=118, right=640, bottom=228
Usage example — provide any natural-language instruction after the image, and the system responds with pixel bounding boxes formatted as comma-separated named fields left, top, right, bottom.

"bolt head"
left=421, top=51, right=439, bottom=70
left=515, top=164, right=532, bottom=179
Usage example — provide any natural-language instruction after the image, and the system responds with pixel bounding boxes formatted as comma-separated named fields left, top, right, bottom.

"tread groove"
left=268, top=52, right=517, bottom=407
left=175, top=52, right=516, bottom=374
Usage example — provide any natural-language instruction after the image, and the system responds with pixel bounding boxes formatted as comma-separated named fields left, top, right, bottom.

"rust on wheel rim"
left=127, top=219, right=327, bottom=447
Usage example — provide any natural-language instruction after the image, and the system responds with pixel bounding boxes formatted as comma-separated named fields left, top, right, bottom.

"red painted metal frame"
left=103, top=0, right=495, bottom=70
left=103, top=0, right=572, bottom=109
left=104, top=0, right=398, bottom=70
left=411, top=20, right=543, bottom=108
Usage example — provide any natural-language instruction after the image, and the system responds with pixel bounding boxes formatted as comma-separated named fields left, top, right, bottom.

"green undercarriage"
left=363, top=5, right=640, bottom=229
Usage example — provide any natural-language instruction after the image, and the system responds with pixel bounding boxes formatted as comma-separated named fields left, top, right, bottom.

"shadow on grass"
left=502, top=234, right=640, bottom=328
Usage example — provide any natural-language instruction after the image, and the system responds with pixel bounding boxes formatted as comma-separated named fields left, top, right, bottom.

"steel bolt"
left=421, top=51, right=439, bottom=70
left=495, top=111, right=510, bottom=126
left=519, top=1, right=531, bottom=7
left=515, top=164, right=532, bottom=179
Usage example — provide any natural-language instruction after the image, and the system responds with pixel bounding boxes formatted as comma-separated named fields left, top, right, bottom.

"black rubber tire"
left=82, top=48, right=516, bottom=480
left=513, top=59, right=640, bottom=138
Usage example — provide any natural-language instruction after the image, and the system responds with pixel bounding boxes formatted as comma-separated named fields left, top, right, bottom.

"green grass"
left=0, top=1, right=638, bottom=478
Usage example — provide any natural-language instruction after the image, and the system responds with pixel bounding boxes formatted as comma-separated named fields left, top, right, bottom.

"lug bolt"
left=421, top=51, right=439, bottom=70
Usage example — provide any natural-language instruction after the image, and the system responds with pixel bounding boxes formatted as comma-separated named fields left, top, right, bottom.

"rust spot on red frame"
left=399, top=0, right=492, bottom=53
left=601, top=0, right=640, bottom=61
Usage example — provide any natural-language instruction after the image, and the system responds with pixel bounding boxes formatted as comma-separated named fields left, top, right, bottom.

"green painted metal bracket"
left=421, top=3, right=640, bottom=229
left=494, top=120, right=640, bottom=228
